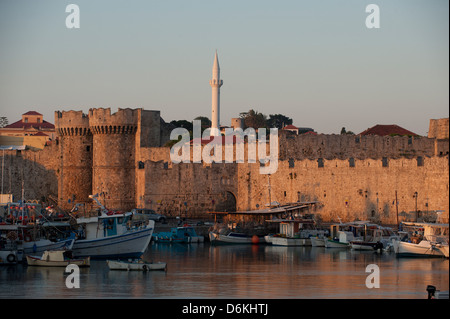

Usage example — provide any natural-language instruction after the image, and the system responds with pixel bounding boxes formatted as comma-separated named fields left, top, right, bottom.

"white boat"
left=0, top=223, right=75, bottom=261
left=71, top=194, right=155, bottom=259
left=26, top=250, right=90, bottom=267
left=393, top=222, right=449, bottom=258
left=0, top=248, right=19, bottom=265
left=310, top=236, right=326, bottom=247
left=265, top=218, right=325, bottom=246
left=106, top=259, right=167, bottom=271
left=325, top=238, right=351, bottom=248
left=73, top=213, right=154, bottom=259
left=209, top=231, right=264, bottom=244
left=349, top=223, right=399, bottom=251
left=22, top=238, right=75, bottom=256
left=324, top=223, right=357, bottom=248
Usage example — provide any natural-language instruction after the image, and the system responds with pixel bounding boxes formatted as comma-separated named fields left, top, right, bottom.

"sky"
left=0, top=0, right=448, bottom=136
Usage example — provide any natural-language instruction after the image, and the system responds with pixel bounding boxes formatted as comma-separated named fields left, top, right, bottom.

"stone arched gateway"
left=214, top=191, right=237, bottom=213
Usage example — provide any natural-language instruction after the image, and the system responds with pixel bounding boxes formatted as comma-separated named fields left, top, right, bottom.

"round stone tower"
left=89, top=108, right=139, bottom=211
left=55, top=110, right=93, bottom=210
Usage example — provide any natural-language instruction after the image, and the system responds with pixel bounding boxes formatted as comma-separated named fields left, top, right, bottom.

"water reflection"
left=0, top=243, right=448, bottom=299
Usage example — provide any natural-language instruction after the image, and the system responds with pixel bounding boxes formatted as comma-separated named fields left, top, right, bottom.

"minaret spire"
left=210, top=50, right=223, bottom=136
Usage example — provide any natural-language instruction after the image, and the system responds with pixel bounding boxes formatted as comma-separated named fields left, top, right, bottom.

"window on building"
left=318, top=158, right=324, bottom=168
left=416, top=156, right=424, bottom=167
left=349, top=157, right=355, bottom=167
left=289, top=158, right=295, bottom=168
left=24, top=118, right=28, bottom=123
left=382, top=157, right=389, bottom=167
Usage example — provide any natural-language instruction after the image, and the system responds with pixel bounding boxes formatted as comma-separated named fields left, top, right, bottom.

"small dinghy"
left=106, top=258, right=167, bottom=271
left=26, top=250, right=90, bottom=267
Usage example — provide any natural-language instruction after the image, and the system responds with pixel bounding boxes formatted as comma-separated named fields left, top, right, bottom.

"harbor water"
left=0, top=242, right=448, bottom=299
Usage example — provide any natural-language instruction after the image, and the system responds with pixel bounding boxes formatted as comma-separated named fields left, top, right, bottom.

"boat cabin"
left=41, top=250, right=73, bottom=262
left=267, top=218, right=316, bottom=238
left=76, top=212, right=134, bottom=240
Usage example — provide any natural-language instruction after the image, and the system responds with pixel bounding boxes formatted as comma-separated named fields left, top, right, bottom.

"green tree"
left=170, top=120, right=193, bottom=132
left=267, top=114, right=292, bottom=129
left=341, top=127, right=355, bottom=135
left=240, top=109, right=267, bottom=129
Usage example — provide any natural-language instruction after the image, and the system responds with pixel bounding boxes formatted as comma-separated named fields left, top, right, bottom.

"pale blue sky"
left=0, top=0, right=448, bottom=135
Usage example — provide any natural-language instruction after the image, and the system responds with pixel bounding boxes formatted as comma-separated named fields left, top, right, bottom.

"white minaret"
left=209, top=51, right=223, bottom=136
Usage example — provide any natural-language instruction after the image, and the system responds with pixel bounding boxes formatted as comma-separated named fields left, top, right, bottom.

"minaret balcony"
left=209, top=79, right=223, bottom=87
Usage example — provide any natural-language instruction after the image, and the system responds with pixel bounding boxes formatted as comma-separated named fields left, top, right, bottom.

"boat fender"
left=7, top=254, right=16, bottom=263
left=142, top=264, right=148, bottom=272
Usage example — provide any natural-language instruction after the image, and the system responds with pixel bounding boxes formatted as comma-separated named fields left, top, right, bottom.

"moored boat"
left=265, top=218, right=325, bottom=246
left=349, top=223, right=399, bottom=251
left=325, top=238, right=351, bottom=248
left=209, top=231, right=264, bottom=244
left=106, top=259, right=167, bottom=271
left=310, top=236, right=326, bottom=247
left=0, top=245, right=19, bottom=265
left=71, top=194, right=154, bottom=259
left=72, top=213, right=154, bottom=259
left=324, top=223, right=357, bottom=248
left=0, top=221, right=75, bottom=261
left=393, top=222, right=448, bottom=258
left=153, top=226, right=204, bottom=243
left=26, top=250, right=90, bottom=267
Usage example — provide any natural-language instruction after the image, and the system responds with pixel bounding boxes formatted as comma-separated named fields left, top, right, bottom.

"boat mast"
left=21, top=173, right=24, bottom=225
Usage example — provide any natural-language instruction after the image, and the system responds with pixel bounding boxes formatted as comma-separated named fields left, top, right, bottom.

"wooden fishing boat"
left=209, top=231, right=265, bottom=244
left=26, top=250, right=90, bottom=267
left=106, top=259, right=167, bottom=271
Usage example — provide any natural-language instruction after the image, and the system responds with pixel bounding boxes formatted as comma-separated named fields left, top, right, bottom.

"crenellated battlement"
left=88, top=108, right=140, bottom=127
left=278, top=130, right=448, bottom=160
left=55, top=110, right=91, bottom=136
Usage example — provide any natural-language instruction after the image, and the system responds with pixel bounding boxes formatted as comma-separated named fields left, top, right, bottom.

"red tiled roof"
left=283, top=125, right=298, bottom=130
left=22, top=111, right=42, bottom=116
left=4, top=119, right=55, bottom=129
left=359, top=124, right=418, bottom=136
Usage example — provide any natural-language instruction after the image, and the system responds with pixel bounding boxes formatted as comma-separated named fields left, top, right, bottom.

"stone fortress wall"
left=1, top=108, right=448, bottom=224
